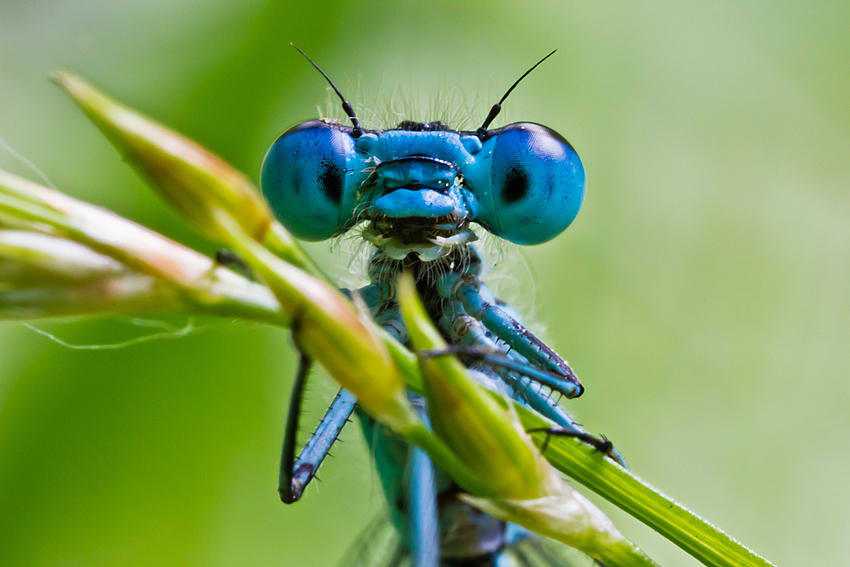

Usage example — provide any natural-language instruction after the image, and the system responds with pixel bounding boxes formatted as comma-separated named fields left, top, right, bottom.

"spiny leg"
left=439, top=265, right=627, bottom=466
left=432, top=310, right=585, bottom=430
left=458, top=344, right=594, bottom=443
left=456, top=278, right=580, bottom=387
left=434, top=255, right=581, bottom=391
left=279, top=353, right=310, bottom=503
left=279, top=352, right=358, bottom=503
left=433, top=312, right=623, bottom=464
left=419, top=344, right=582, bottom=399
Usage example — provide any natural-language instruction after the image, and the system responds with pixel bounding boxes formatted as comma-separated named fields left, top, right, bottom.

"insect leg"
left=278, top=352, right=358, bottom=503
left=436, top=262, right=582, bottom=396
left=436, top=311, right=625, bottom=465
left=419, top=345, right=582, bottom=399
left=277, top=282, right=399, bottom=504
left=525, top=427, right=613, bottom=455
left=461, top=283, right=580, bottom=390
left=435, top=312, right=583, bottom=432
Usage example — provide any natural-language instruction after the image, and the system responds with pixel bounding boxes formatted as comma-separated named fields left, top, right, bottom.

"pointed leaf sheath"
left=0, top=230, right=127, bottom=284
left=0, top=229, right=180, bottom=319
left=53, top=71, right=269, bottom=242
left=397, top=274, right=546, bottom=500
left=461, top=492, right=658, bottom=567
left=0, top=170, right=281, bottom=323
left=52, top=72, right=319, bottom=276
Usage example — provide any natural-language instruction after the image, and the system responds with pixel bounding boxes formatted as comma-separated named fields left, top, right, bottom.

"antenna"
left=291, top=44, right=363, bottom=137
left=478, top=50, right=557, bottom=134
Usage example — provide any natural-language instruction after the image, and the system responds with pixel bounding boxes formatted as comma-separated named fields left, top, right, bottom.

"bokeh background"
left=1, top=2, right=848, bottom=566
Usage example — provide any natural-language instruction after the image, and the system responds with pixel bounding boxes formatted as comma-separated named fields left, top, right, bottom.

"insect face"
left=261, top=119, right=585, bottom=258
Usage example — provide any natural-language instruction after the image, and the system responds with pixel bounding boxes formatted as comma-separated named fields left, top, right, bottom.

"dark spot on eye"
left=502, top=167, right=529, bottom=203
left=318, top=160, right=343, bottom=204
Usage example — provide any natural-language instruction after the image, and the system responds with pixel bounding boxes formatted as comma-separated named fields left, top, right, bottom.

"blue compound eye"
left=484, top=123, right=586, bottom=245
left=261, top=120, right=356, bottom=241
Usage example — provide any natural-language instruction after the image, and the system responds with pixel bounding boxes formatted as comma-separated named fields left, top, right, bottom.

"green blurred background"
left=1, top=2, right=848, bottom=565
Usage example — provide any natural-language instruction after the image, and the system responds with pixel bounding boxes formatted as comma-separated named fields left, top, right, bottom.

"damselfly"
left=265, top=48, right=619, bottom=567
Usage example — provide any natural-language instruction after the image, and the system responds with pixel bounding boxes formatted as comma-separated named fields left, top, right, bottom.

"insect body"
left=263, top=50, right=614, bottom=567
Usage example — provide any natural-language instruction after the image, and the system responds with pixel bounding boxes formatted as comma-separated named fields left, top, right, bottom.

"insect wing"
left=338, top=516, right=600, bottom=567
left=337, top=513, right=407, bottom=567
left=504, top=533, right=601, bottom=567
